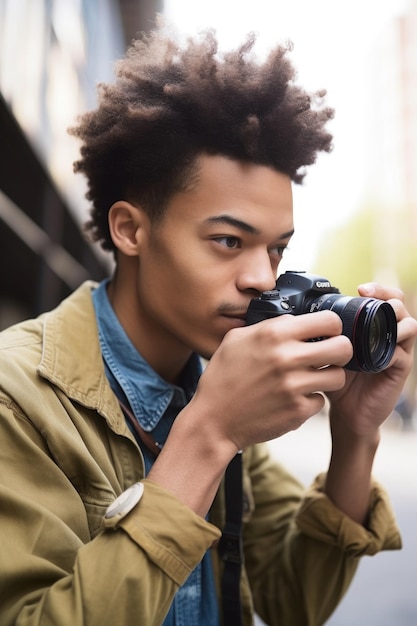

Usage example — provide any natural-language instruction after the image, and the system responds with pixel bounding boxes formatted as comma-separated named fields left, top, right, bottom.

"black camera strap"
left=219, top=451, right=244, bottom=626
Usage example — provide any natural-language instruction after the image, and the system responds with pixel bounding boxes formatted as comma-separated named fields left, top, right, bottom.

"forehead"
left=165, top=154, right=293, bottom=228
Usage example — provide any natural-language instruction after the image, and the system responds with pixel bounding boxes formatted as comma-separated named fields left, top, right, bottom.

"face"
left=121, top=155, right=294, bottom=376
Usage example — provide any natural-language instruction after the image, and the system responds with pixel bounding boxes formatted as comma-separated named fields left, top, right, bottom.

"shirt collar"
left=92, top=280, right=202, bottom=432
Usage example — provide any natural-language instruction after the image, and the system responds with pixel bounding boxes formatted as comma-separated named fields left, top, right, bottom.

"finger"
left=279, top=366, right=347, bottom=404
left=358, top=282, right=405, bottom=302
left=358, top=283, right=413, bottom=326
left=288, top=392, right=327, bottom=426
left=306, top=335, right=353, bottom=368
left=264, top=310, right=343, bottom=342
left=396, top=316, right=417, bottom=351
left=304, top=365, right=347, bottom=394
left=385, top=297, right=412, bottom=323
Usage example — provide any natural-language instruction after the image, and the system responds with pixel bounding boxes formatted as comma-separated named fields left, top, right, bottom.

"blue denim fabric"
left=93, top=280, right=220, bottom=626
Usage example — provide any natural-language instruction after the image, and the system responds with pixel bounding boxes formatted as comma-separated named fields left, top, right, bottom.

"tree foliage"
left=312, top=205, right=417, bottom=310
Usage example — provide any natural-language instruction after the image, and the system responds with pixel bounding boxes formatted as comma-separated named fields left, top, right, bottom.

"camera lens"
left=368, top=310, right=386, bottom=360
left=309, top=294, right=397, bottom=373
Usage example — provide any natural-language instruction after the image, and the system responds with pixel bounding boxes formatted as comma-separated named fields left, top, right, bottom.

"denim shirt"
left=92, top=280, right=220, bottom=626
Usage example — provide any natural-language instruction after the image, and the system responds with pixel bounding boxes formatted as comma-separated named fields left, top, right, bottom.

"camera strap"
left=219, top=451, right=244, bottom=626
left=119, top=400, right=163, bottom=457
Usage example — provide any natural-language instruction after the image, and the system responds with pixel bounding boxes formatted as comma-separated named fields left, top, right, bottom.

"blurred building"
left=365, top=0, right=417, bottom=411
left=366, top=0, right=417, bottom=291
left=0, top=0, right=162, bottom=327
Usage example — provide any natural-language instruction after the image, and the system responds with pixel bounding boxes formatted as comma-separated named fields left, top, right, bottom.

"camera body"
left=246, top=271, right=397, bottom=373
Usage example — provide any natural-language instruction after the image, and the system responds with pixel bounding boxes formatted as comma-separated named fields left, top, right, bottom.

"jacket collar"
left=37, top=281, right=125, bottom=432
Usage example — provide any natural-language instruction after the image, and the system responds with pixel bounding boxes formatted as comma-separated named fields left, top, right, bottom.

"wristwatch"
left=103, top=482, right=144, bottom=529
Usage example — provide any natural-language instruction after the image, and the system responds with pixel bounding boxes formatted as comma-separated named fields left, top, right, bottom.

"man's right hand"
left=147, top=310, right=352, bottom=517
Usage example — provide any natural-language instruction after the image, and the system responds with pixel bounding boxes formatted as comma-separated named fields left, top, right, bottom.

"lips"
left=217, top=304, right=250, bottom=329
left=221, top=313, right=247, bottom=327
left=225, top=311, right=246, bottom=319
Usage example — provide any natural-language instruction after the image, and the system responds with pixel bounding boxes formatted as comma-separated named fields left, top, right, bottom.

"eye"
left=214, top=236, right=241, bottom=249
left=270, top=244, right=289, bottom=258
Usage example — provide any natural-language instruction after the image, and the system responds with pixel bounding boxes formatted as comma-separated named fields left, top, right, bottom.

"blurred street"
left=257, top=411, right=417, bottom=625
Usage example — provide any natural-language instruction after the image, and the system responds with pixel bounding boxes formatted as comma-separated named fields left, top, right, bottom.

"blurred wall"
left=0, top=0, right=162, bottom=326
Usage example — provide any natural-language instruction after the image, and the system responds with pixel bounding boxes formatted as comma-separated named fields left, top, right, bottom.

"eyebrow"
left=205, top=214, right=294, bottom=239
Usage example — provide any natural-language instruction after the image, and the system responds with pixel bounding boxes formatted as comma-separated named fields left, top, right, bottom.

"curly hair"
left=69, top=20, right=334, bottom=252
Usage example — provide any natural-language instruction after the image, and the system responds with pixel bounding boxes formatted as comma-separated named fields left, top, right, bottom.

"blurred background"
left=0, top=0, right=416, bottom=623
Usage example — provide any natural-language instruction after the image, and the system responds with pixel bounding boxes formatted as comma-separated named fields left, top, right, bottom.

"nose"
left=236, top=250, right=277, bottom=295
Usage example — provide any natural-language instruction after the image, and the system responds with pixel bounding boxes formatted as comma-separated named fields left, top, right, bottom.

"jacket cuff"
left=296, top=473, right=402, bottom=556
left=116, top=479, right=221, bottom=585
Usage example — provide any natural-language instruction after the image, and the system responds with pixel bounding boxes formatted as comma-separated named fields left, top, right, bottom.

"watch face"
left=104, top=482, right=144, bottom=520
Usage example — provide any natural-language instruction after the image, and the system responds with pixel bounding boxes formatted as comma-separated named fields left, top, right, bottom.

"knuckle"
left=271, top=349, right=294, bottom=372
left=252, top=319, right=279, bottom=342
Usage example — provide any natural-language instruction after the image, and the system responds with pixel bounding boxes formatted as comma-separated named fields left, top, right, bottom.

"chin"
left=194, top=338, right=222, bottom=361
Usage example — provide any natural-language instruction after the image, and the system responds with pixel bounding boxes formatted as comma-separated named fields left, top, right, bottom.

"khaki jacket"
left=0, top=282, right=401, bottom=625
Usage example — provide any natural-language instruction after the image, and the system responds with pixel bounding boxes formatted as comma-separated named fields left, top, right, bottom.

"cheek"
left=149, top=246, right=212, bottom=302
left=139, top=260, right=203, bottom=323
left=142, top=234, right=227, bottom=321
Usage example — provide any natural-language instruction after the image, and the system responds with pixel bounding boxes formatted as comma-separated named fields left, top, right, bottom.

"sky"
left=164, top=0, right=412, bottom=271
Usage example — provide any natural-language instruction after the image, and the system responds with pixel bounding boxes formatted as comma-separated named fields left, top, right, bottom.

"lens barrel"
left=310, top=294, right=397, bottom=373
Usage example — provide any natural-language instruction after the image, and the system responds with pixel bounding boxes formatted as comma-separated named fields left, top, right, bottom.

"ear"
left=108, top=201, right=149, bottom=257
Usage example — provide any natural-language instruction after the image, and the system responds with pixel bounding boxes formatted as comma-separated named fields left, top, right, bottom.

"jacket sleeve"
left=242, top=443, right=401, bottom=626
left=0, top=398, right=220, bottom=626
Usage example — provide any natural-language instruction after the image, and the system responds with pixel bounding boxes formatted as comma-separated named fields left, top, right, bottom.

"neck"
left=107, top=271, right=192, bottom=383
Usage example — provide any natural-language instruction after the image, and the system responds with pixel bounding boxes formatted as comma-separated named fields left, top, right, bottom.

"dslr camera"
left=246, top=271, right=397, bottom=373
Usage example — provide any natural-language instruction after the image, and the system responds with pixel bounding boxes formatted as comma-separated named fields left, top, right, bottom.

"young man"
left=1, top=23, right=416, bottom=626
